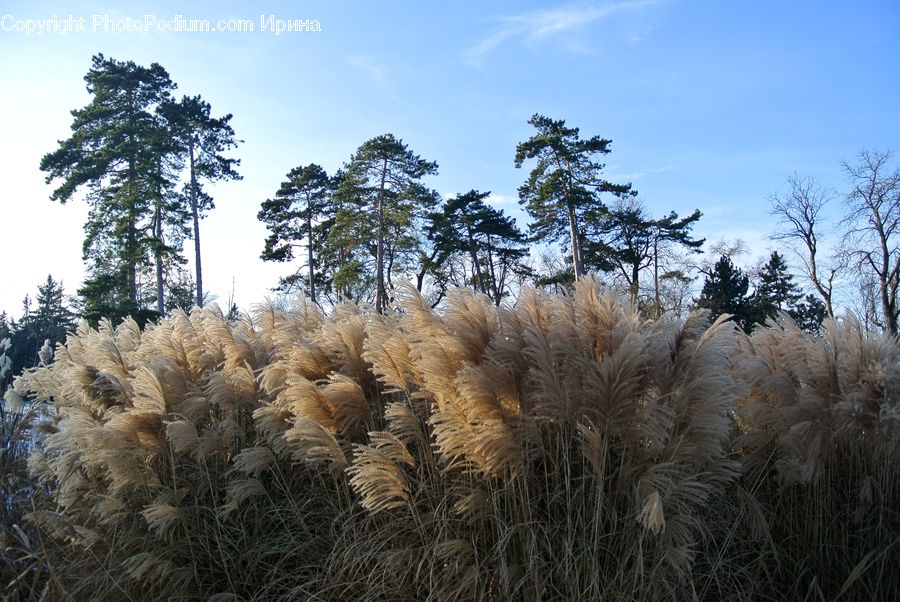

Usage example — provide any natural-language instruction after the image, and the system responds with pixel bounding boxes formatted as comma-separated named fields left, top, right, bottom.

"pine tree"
left=259, top=164, right=332, bottom=302
left=40, top=54, right=176, bottom=323
left=754, top=252, right=827, bottom=332
left=585, top=197, right=703, bottom=308
left=430, top=190, right=530, bottom=305
left=161, top=95, right=241, bottom=307
left=754, top=252, right=801, bottom=319
left=515, top=114, right=633, bottom=280
left=5, top=277, right=75, bottom=377
left=338, top=135, right=438, bottom=312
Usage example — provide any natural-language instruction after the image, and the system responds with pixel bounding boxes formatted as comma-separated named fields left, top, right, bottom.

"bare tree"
left=841, top=149, right=900, bottom=335
left=769, top=174, right=841, bottom=318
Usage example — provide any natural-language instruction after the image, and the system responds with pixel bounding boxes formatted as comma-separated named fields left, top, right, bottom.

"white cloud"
left=346, top=55, right=396, bottom=99
left=465, top=0, right=666, bottom=65
left=486, top=193, right=518, bottom=205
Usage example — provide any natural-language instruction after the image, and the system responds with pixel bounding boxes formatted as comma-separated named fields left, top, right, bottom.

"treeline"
left=257, top=116, right=713, bottom=316
left=7, top=54, right=900, bottom=361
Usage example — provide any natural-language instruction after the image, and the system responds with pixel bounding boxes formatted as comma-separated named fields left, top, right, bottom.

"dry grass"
left=2, top=280, right=897, bottom=600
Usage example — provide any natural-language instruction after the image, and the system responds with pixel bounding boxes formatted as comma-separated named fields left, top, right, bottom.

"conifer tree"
left=754, top=251, right=826, bottom=332
left=40, top=54, right=176, bottom=322
left=160, top=95, right=241, bottom=307
left=339, top=135, right=438, bottom=312
left=259, top=164, right=332, bottom=302
left=515, top=114, right=633, bottom=280
left=430, top=190, right=530, bottom=305
left=696, top=255, right=756, bottom=331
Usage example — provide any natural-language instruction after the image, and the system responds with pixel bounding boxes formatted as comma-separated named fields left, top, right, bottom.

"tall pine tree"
left=515, top=114, right=633, bottom=280
left=40, top=54, right=176, bottom=324
left=338, top=135, right=438, bottom=312
left=259, top=164, right=332, bottom=302
left=160, top=94, right=241, bottom=307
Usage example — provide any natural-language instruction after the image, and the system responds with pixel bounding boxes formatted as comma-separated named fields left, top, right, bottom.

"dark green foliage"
left=259, top=164, right=333, bottom=302
left=161, top=94, right=241, bottom=307
left=696, top=255, right=757, bottom=331
left=515, top=114, right=633, bottom=279
left=429, top=190, right=531, bottom=305
left=338, top=134, right=439, bottom=312
left=754, top=252, right=827, bottom=332
left=40, top=54, right=176, bottom=315
left=754, top=252, right=801, bottom=316
left=2, top=276, right=76, bottom=379
left=585, top=198, right=703, bottom=309
left=790, top=294, right=828, bottom=332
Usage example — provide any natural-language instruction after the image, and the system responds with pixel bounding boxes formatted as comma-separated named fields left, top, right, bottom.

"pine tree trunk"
left=190, top=144, right=203, bottom=308
left=566, top=203, right=584, bottom=280
left=307, top=205, right=316, bottom=304
left=154, top=173, right=165, bottom=316
left=126, top=93, right=138, bottom=306
left=464, top=221, right=485, bottom=294
left=375, top=159, right=387, bottom=313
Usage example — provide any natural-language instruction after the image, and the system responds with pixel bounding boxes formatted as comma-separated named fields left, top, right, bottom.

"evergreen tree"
left=790, top=294, right=828, bottom=333
left=161, top=95, right=241, bottom=307
left=515, top=114, right=633, bottom=280
left=40, top=54, right=176, bottom=323
left=585, top=197, right=703, bottom=308
left=338, top=135, right=438, bottom=312
left=4, top=277, right=75, bottom=378
left=259, top=164, right=332, bottom=302
left=323, top=169, right=374, bottom=304
left=696, top=255, right=756, bottom=332
left=754, top=252, right=801, bottom=319
left=754, top=252, right=826, bottom=332
left=430, top=190, right=530, bottom=305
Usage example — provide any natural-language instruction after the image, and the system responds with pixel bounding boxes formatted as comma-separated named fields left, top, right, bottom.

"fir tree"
left=696, top=255, right=756, bottom=332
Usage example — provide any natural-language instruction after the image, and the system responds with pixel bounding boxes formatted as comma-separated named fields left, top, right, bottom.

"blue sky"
left=1, top=0, right=897, bottom=313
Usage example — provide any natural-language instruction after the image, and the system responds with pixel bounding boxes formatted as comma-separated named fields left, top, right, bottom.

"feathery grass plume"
left=737, top=313, right=899, bottom=484
left=220, top=477, right=267, bottom=518
left=383, top=400, right=421, bottom=446
left=277, top=375, right=338, bottom=431
left=12, top=277, right=896, bottom=601
left=141, top=501, right=180, bottom=539
left=283, top=415, right=348, bottom=473
left=347, top=433, right=412, bottom=512
left=166, top=419, right=199, bottom=454
left=733, top=312, right=900, bottom=599
left=231, top=445, right=274, bottom=477
left=363, top=312, right=417, bottom=395
left=321, top=373, right=371, bottom=436
left=314, top=303, right=372, bottom=386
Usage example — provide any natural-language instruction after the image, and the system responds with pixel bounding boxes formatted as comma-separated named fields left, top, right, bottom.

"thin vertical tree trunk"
left=566, top=203, right=584, bottom=280
left=306, top=198, right=316, bottom=304
left=464, top=220, right=485, bottom=294
left=375, top=158, right=388, bottom=313
left=189, top=143, right=203, bottom=308
left=154, top=167, right=165, bottom=316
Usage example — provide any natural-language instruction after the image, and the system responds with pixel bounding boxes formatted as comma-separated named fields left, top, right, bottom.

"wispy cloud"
left=465, top=0, right=666, bottom=65
left=346, top=55, right=396, bottom=99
